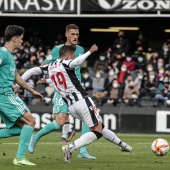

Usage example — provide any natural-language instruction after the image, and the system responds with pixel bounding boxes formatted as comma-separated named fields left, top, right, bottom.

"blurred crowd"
left=1, top=30, right=170, bottom=107
left=84, top=31, right=170, bottom=107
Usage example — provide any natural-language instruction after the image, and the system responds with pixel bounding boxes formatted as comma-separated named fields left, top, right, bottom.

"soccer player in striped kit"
left=21, top=44, right=132, bottom=163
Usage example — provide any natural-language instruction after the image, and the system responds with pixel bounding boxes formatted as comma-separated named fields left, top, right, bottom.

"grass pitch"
left=0, top=132, right=170, bottom=170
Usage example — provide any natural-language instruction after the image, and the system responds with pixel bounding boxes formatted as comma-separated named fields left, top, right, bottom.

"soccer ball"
left=151, top=138, right=169, bottom=156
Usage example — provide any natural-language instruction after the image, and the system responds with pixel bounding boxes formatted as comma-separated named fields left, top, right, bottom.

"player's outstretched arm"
left=13, top=67, right=42, bottom=93
left=21, top=67, right=43, bottom=81
left=14, top=67, right=47, bottom=93
left=15, top=72, right=44, bottom=101
left=69, top=44, right=98, bottom=68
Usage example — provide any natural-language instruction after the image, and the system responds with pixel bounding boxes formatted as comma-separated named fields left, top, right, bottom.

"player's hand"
left=13, top=84, right=20, bottom=93
left=36, top=78, right=46, bottom=84
left=32, top=90, right=44, bottom=101
left=89, top=44, right=98, bottom=53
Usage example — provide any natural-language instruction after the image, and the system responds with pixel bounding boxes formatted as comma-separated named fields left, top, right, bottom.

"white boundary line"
left=0, top=142, right=162, bottom=145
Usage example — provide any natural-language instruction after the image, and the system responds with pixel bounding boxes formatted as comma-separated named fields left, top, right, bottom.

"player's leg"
left=0, top=93, right=36, bottom=165
left=28, top=113, right=67, bottom=154
left=62, top=122, right=102, bottom=163
left=62, top=97, right=102, bottom=163
left=28, top=120, right=61, bottom=154
left=14, top=111, right=36, bottom=164
left=50, top=93, right=74, bottom=142
left=28, top=97, right=68, bottom=153
left=61, top=116, right=69, bottom=141
left=0, top=111, right=22, bottom=137
left=62, top=114, right=75, bottom=142
left=15, top=110, right=36, bottom=162
left=0, top=126, right=21, bottom=137
left=101, top=123, right=132, bottom=152
left=78, top=123, right=96, bottom=159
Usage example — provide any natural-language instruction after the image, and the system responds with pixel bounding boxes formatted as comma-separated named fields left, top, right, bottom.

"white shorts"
left=69, top=97, right=100, bottom=128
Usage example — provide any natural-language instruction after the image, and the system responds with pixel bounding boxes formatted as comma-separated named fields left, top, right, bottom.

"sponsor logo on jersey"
left=46, top=55, right=52, bottom=60
left=10, top=67, right=16, bottom=76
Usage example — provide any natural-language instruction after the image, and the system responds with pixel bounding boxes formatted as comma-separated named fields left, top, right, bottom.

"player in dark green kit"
left=0, top=25, right=43, bottom=165
left=28, top=24, right=96, bottom=159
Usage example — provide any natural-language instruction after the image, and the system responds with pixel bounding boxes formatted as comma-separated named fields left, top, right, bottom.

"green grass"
left=0, top=132, right=170, bottom=170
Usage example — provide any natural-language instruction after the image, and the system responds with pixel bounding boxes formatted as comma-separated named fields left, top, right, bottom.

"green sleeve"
left=44, top=46, right=60, bottom=64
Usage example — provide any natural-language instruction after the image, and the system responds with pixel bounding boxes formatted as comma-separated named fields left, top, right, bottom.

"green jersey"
left=0, top=47, right=29, bottom=128
left=0, top=47, right=16, bottom=93
left=44, top=44, right=84, bottom=82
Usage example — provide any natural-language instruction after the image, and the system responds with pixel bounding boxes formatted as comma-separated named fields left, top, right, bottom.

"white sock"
left=102, top=127, right=126, bottom=148
left=68, top=124, right=72, bottom=133
left=62, top=122, right=70, bottom=138
left=69, top=132, right=97, bottom=153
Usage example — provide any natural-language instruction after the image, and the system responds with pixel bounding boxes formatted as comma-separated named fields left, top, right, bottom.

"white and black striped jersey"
left=40, top=59, right=88, bottom=106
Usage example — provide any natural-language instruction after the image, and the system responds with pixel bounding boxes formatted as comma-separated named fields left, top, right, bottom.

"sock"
left=34, top=121, right=61, bottom=141
left=62, top=122, right=70, bottom=138
left=79, top=123, right=90, bottom=153
left=16, top=124, right=34, bottom=158
left=102, top=126, right=126, bottom=148
left=0, top=126, right=21, bottom=138
left=68, top=123, right=72, bottom=133
left=69, top=132, right=98, bottom=153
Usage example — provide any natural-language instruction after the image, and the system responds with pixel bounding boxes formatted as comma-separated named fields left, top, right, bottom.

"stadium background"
left=1, top=17, right=170, bottom=52
left=0, top=0, right=170, bottom=133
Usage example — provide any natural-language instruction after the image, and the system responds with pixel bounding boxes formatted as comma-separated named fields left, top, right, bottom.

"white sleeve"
left=69, top=51, right=91, bottom=68
left=21, top=67, right=42, bottom=81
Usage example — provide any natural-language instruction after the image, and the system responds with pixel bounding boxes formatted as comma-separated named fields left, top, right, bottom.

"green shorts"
left=0, top=92, right=29, bottom=128
left=52, top=92, right=68, bottom=114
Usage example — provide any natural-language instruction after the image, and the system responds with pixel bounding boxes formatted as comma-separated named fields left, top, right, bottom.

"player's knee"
left=54, top=114, right=67, bottom=126
left=59, top=121, right=65, bottom=126
left=102, top=123, right=105, bottom=129
left=92, top=131, right=103, bottom=139
left=55, top=118, right=65, bottom=126
left=30, top=119, right=36, bottom=127
left=28, top=116, right=36, bottom=127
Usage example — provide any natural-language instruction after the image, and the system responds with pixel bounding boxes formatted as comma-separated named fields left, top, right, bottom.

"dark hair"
left=4, top=25, right=25, bottom=42
left=66, top=24, right=79, bottom=32
left=59, top=45, right=76, bottom=58
left=83, top=69, right=89, bottom=73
